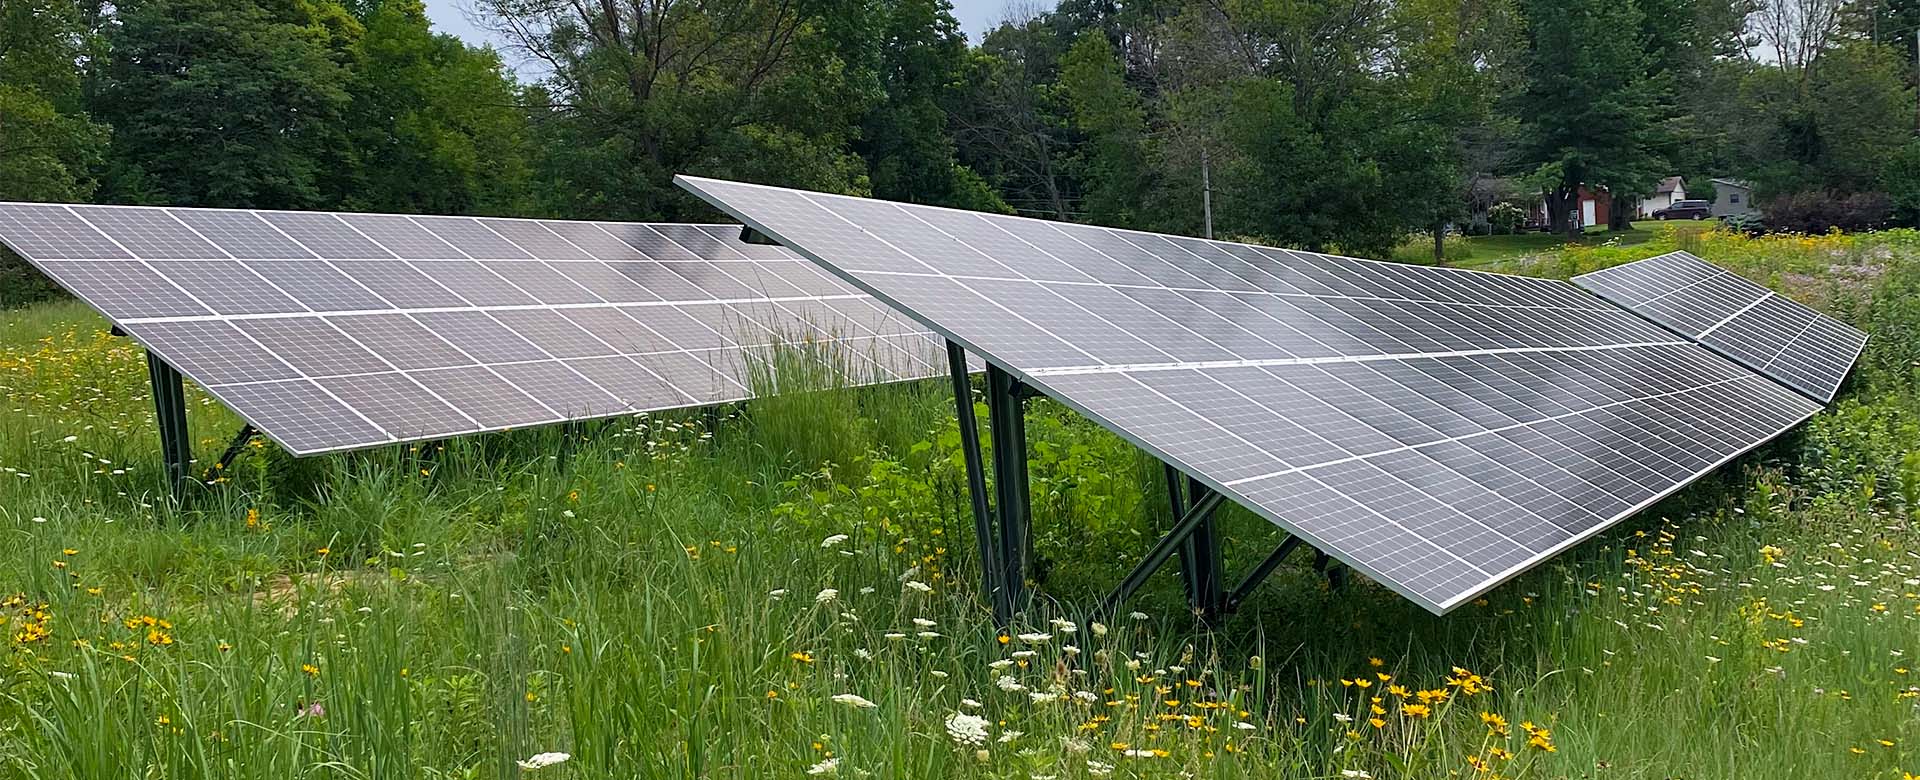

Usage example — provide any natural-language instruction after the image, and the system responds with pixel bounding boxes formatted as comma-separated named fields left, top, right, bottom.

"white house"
left=1639, top=176, right=1686, bottom=217
left=1709, top=179, right=1756, bottom=217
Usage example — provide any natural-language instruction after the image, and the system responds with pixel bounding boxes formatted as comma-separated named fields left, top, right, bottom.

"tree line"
left=2, top=0, right=1917, bottom=268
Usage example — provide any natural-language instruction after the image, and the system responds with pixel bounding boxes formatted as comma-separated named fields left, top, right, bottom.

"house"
left=1639, top=177, right=1686, bottom=217
left=1709, top=178, right=1756, bottom=218
left=1535, top=186, right=1612, bottom=229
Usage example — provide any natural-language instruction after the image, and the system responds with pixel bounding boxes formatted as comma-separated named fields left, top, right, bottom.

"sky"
left=420, top=0, right=1057, bottom=76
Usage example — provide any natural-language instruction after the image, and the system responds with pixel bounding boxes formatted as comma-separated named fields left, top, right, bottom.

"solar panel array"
left=678, top=176, right=1828, bottom=614
left=1572, top=251, right=1867, bottom=402
left=0, top=203, right=944, bottom=455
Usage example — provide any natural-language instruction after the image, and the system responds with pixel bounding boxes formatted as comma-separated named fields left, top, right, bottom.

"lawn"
left=2, top=227, right=1919, bottom=779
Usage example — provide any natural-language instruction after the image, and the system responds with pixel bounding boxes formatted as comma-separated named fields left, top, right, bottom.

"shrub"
left=1760, top=190, right=1893, bottom=233
left=0, top=249, right=63, bottom=308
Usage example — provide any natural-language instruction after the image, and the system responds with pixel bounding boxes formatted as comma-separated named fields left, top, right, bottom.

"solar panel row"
left=0, top=203, right=945, bottom=454
left=1572, top=251, right=1867, bottom=402
left=677, top=176, right=1826, bottom=613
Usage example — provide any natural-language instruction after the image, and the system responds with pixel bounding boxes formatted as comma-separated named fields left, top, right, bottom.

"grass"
left=2, top=226, right=1919, bottom=779
left=1393, top=221, right=1722, bottom=268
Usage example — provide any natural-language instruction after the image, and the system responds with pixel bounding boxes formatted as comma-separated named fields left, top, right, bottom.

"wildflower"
left=1127, top=611, right=1148, bottom=621
left=769, top=589, right=788, bottom=600
left=905, top=580, right=932, bottom=593
left=1340, top=771, right=1373, bottom=779
left=961, top=698, right=982, bottom=709
left=790, top=652, right=814, bottom=663
left=300, top=664, right=320, bottom=677
left=1087, top=760, right=1114, bottom=776
left=1402, top=703, right=1432, bottom=719
left=1368, top=718, right=1385, bottom=728
left=1368, top=657, right=1383, bottom=667
left=831, top=693, right=877, bottom=709
left=821, top=534, right=849, bottom=548
left=514, top=751, right=571, bottom=771
left=1480, top=711, right=1509, bottom=735
left=1091, top=622, right=1108, bottom=637
left=297, top=701, right=325, bottom=718
left=805, top=757, right=839, bottom=776
left=996, top=675, right=1026, bottom=692
left=946, top=712, right=990, bottom=746
left=1333, top=713, right=1353, bottom=723
left=1018, top=632, right=1052, bottom=643
left=815, top=588, right=838, bottom=604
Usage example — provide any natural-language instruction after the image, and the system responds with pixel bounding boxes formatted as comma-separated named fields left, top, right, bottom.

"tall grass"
left=1, top=237, right=1918, bottom=778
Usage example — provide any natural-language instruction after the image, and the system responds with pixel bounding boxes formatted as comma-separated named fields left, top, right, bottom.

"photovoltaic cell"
left=1573, top=251, right=1867, bottom=402
left=677, top=176, right=1835, bottom=614
left=0, top=202, right=948, bottom=457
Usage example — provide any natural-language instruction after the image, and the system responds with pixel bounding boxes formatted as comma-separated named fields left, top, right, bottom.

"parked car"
left=1651, top=199, right=1712, bottom=220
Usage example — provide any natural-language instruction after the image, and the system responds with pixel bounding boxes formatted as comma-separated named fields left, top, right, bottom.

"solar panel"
left=0, top=202, right=948, bottom=455
left=1571, top=251, right=1867, bottom=402
left=677, top=176, right=1828, bottom=614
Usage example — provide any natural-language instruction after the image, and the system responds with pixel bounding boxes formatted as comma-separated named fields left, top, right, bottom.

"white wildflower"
left=883, top=632, right=907, bottom=640
left=821, top=534, right=849, bottom=548
left=946, top=712, right=990, bottom=746
left=913, top=618, right=937, bottom=628
left=1028, top=691, right=1059, bottom=704
left=988, top=659, right=1014, bottom=671
left=995, top=675, right=1026, bottom=692
left=1333, top=712, right=1353, bottom=723
left=1340, top=771, right=1372, bottom=779
left=816, top=588, right=839, bottom=604
left=1087, top=760, right=1114, bottom=776
left=1127, top=611, right=1148, bottom=621
left=1235, top=721, right=1256, bottom=730
left=1049, top=618, right=1078, bottom=634
left=516, top=752, right=571, bottom=771
left=1090, top=622, right=1108, bottom=637
left=832, top=693, right=878, bottom=709
left=769, top=589, right=789, bottom=600
left=807, top=757, right=840, bottom=776
left=961, top=698, right=983, bottom=709
left=905, top=580, right=933, bottom=593
left=1016, top=632, right=1052, bottom=644
left=997, top=730, right=1022, bottom=743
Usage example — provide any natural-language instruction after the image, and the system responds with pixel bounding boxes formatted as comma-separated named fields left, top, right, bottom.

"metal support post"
left=986, top=364, right=1031, bottom=615
left=146, top=351, right=193, bottom=498
left=1101, top=491, right=1225, bottom=615
left=1224, top=535, right=1302, bottom=613
left=1313, top=550, right=1348, bottom=590
left=203, top=424, right=259, bottom=483
left=948, top=342, right=1005, bottom=621
left=1168, top=467, right=1224, bottom=616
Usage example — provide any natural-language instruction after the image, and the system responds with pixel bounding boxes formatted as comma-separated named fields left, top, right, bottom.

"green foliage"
left=0, top=0, right=107, bottom=204
left=1512, top=0, right=1667, bottom=232
left=92, top=0, right=360, bottom=208
left=337, top=0, right=535, bottom=215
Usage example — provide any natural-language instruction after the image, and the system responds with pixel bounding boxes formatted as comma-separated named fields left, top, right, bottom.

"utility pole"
left=1201, top=147, right=1214, bottom=240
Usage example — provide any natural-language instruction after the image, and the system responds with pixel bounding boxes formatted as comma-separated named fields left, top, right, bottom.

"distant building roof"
left=1655, top=176, right=1684, bottom=194
left=1710, top=178, right=1752, bottom=189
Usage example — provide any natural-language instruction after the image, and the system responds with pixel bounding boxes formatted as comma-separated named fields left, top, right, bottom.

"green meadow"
left=3, top=225, right=1919, bottom=779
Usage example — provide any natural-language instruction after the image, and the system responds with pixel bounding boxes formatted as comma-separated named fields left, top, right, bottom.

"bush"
left=1760, top=191, right=1893, bottom=233
left=0, top=249, right=64, bottom=308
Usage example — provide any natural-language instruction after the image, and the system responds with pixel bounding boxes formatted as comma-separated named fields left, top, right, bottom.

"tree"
left=1059, top=33, right=1152, bottom=227
left=855, top=0, right=1007, bottom=211
left=340, top=0, right=535, bottom=215
left=91, top=0, right=360, bottom=209
left=0, top=0, right=108, bottom=202
left=1512, top=0, right=1668, bottom=237
left=481, top=0, right=883, bottom=221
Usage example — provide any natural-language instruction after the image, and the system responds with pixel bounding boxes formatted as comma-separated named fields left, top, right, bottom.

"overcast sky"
left=420, top=0, right=1055, bottom=76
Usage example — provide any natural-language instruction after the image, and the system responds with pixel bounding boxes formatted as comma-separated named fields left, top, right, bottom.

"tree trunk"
left=1432, top=220, right=1446, bottom=266
left=1609, top=195, right=1634, bottom=231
